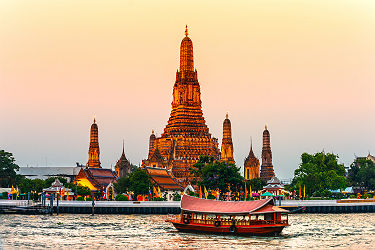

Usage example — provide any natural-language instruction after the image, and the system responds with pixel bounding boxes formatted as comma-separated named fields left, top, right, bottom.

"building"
left=74, top=167, right=118, bottom=191
left=17, top=166, right=81, bottom=181
left=262, top=176, right=285, bottom=197
left=260, top=125, right=275, bottom=181
left=74, top=119, right=118, bottom=191
left=87, top=118, right=101, bottom=168
left=145, top=167, right=183, bottom=200
left=142, top=26, right=220, bottom=185
left=244, top=140, right=260, bottom=180
left=221, top=114, right=235, bottom=164
left=114, top=142, right=131, bottom=178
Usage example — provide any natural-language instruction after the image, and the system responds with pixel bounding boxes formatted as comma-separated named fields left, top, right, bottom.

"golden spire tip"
left=185, top=25, right=188, bottom=37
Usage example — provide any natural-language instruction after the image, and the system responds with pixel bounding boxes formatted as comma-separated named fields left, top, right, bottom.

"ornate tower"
left=87, top=118, right=101, bottom=168
left=221, top=113, right=235, bottom=164
left=260, top=125, right=275, bottom=181
left=148, top=130, right=156, bottom=158
left=115, top=141, right=131, bottom=178
left=244, top=139, right=260, bottom=180
left=143, top=26, right=220, bottom=184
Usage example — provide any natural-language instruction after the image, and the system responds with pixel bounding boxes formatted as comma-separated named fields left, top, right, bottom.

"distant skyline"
left=1, top=0, right=374, bottom=179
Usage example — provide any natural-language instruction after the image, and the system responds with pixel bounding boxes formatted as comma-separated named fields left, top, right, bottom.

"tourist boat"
left=166, top=195, right=289, bottom=236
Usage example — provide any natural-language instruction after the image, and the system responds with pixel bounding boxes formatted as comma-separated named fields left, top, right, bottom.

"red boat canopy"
left=181, top=195, right=282, bottom=215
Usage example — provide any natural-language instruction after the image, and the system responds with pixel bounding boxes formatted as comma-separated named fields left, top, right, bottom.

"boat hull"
left=170, top=221, right=287, bottom=236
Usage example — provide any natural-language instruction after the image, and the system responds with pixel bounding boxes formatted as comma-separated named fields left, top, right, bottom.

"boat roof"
left=181, top=195, right=285, bottom=215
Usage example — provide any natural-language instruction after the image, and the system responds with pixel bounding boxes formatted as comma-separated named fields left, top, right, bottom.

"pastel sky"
left=1, top=0, right=374, bottom=180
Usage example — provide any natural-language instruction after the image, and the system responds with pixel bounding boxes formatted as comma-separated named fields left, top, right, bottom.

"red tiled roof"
left=181, top=195, right=275, bottom=214
left=146, top=167, right=182, bottom=191
left=251, top=204, right=289, bottom=214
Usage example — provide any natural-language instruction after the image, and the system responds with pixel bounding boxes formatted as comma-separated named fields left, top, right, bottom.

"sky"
left=1, top=0, right=374, bottom=180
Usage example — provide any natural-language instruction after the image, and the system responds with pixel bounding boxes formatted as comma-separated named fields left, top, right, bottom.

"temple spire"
left=122, top=139, right=125, bottom=155
left=180, top=26, right=194, bottom=72
left=87, top=118, right=101, bottom=168
left=221, top=114, right=235, bottom=164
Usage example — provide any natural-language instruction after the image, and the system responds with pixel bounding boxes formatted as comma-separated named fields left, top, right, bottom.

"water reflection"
left=1, top=213, right=374, bottom=249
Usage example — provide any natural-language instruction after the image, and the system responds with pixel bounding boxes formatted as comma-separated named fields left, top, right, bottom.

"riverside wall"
left=1, top=199, right=375, bottom=214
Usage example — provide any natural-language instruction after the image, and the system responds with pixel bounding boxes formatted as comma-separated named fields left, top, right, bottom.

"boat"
left=166, top=195, right=289, bottom=236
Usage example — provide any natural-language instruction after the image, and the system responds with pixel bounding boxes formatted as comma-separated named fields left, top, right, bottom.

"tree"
left=348, top=158, right=375, bottom=190
left=291, top=152, right=346, bottom=196
left=0, top=150, right=20, bottom=187
left=18, top=178, right=45, bottom=194
left=246, top=178, right=266, bottom=192
left=113, top=177, right=130, bottom=194
left=113, top=169, right=152, bottom=197
left=190, top=156, right=244, bottom=195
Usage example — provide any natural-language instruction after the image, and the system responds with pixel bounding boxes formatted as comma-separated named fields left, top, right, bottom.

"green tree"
left=246, top=178, right=266, bottom=192
left=348, top=158, right=375, bottom=190
left=113, top=177, right=130, bottom=194
left=113, top=169, right=152, bottom=197
left=190, top=156, right=244, bottom=195
left=0, top=150, right=20, bottom=187
left=18, top=178, right=45, bottom=194
left=291, top=152, right=346, bottom=196
left=66, top=183, right=91, bottom=197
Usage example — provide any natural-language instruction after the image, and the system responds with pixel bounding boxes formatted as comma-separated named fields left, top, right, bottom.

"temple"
left=74, top=119, right=118, bottom=191
left=114, top=141, right=131, bottom=178
left=220, top=114, right=235, bottom=164
left=260, top=125, right=275, bottom=181
left=142, top=26, right=220, bottom=184
left=244, top=139, right=260, bottom=180
left=87, top=118, right=101, bottom=168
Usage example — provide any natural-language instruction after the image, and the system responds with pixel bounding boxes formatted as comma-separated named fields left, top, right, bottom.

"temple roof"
left=77, top=167, right=118, bottom=190
left=181, top=195, right=278, bottom=215
left=145, top=167, right=182, bottom=191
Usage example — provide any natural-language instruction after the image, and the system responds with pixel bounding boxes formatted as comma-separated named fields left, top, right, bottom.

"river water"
left=0, top=213, right=374, bottom=249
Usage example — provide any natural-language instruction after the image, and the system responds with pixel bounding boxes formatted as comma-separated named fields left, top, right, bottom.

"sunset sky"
left=1, top=0, right=374, bottom=180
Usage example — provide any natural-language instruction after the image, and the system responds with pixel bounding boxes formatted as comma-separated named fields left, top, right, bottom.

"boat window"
left=258, top=215, right=264, bottom=220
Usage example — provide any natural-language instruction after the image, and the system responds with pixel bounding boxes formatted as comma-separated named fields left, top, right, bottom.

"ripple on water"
left=1, top=213, right=375, bottom=249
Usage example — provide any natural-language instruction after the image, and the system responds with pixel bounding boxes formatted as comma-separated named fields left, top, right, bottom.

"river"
left=0, top=213, right=374, bottom=249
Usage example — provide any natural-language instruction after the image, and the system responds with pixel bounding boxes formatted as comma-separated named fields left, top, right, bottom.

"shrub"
left=153, top=197, right=165, bottom=201
left=1, top=192, right=8, bottom=199
left=115, top=194, right=129, bottom=201
left=76, top=197, right=85, bottom=201
left=207, top=194, right=216, bottom=200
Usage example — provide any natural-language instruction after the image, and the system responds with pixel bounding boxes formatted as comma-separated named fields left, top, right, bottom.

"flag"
left=199, top=186, right=202, bottom=199
left=250, top=186, right=252, bottom=198
left=61, top=187, right=65, bottom=199
left=303, top=185, right=305, bottom=198
left=16, top=186, right=19, bottom=197
left=299, top=185, right=301, bottom=198
left=149, top=187, right=153, bottom=199
left=153, top=187, right=158, bottom=198
left=102, top=187, right=106, bottom=199
left=8, top=193, right=11, bottom=200
left=204, top=186, right=208, bottom=199
left=158, top=187, right=161, bottom=198
left=65, top=187, right=68, bottom=197
left=111, top=185, right=115, bottom=200
left=106, top=186, right=110, bottom=200
left=10, top=185, right=15, bottom=194
left=245, top=185, right=248, bottom=200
